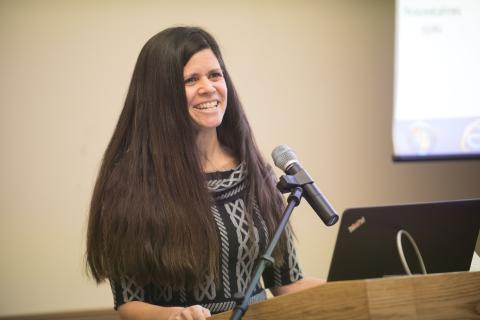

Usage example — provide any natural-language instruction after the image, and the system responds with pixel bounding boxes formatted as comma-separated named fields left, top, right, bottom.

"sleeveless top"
left=110, top=162, right=303, bottom=314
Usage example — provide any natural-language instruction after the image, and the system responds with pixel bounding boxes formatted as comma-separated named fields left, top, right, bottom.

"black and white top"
left=110, top=162, right=303, bottom=314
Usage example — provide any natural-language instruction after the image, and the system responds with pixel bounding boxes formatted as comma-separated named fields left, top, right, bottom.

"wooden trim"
left=211, top=271, right=480, bottom=320
left=0, top=309, right=118, bottom=320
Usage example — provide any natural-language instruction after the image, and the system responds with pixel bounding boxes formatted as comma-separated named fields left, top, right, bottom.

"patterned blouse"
left=110, top=162, right=303, bottom=314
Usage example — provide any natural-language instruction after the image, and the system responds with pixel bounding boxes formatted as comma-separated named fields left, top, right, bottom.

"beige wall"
left=1, top=0, right=479, bottom=316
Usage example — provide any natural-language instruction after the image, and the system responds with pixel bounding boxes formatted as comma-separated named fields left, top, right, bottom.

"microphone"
left=272, top=144, right=338, bottom=226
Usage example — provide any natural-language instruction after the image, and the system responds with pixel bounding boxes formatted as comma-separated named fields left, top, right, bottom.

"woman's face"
left=183, top=49, right=228, bottom=132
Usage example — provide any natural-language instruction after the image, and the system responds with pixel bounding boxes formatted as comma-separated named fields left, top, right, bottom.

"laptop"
left=327, top=198, right=480, bottom=281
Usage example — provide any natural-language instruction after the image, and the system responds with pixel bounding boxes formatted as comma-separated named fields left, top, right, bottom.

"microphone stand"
left=229, top=174, right=307, bottom=320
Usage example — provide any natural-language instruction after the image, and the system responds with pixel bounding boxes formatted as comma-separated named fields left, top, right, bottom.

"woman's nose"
left=198, top=77, right=215, bottom=94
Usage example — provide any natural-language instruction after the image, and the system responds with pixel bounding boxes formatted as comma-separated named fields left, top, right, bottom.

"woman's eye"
left=209, top=72, right=223, bottom=80
left=184, top=77, right=197, bottom=85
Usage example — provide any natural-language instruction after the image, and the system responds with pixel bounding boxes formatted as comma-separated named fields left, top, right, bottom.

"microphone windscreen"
left=271, top=144, right=298, bottom=171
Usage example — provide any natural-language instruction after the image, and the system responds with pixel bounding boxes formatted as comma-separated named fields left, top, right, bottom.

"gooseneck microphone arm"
left=230, top=185, right=304, bottom=320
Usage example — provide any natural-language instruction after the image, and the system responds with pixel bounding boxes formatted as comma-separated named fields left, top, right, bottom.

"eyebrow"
left=183, top=68, right=223, bottom=78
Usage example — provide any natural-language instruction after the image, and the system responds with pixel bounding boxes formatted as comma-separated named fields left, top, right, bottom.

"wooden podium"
left=211, top=271, right=480, bottom=320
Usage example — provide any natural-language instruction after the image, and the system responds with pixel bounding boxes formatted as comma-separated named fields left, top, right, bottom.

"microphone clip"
left=276, top=174, right=310, bottom=206
left=276, top=170, right=314, bottom=194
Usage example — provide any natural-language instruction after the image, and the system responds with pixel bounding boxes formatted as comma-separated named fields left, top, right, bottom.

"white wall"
left=1, top=0, right=479, bottom=316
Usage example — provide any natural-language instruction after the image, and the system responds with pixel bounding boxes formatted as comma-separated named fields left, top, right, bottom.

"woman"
left=86, top=26, right=321, bottom=320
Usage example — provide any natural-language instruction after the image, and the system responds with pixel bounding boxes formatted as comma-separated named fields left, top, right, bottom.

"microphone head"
left=271, top=144, right=298, bottom=171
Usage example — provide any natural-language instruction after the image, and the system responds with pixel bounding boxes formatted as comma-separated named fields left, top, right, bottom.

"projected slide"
left=393, top=0, right=480, bottom=159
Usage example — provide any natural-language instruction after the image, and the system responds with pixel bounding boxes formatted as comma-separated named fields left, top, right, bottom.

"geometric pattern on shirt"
left=253, top=200, right=269, bottom=243
left=272, top=267, right=283, bottom=287
left=214, top=183, right=247, bottom=202
left=121, top=277, right=145, bottom=303
left=152, top=284, right=172, bottom=302
left=270, top=227, right=303, bottom=285
left=207, top=162, right=245, bottom=193
left=224, top=198, right=259, bottom=296
left=212, top=205, right=231, bottom=298
left=194, top=273, right=216, bottom=301
left=201, top=290, right=266, bottom=314
left=179, top=288, right=187, bottom=303
left=287, top=227, right=302, bottom=282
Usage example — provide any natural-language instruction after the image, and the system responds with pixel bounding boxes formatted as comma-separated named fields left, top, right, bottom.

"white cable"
left=396, top=229, right=427, bottom=275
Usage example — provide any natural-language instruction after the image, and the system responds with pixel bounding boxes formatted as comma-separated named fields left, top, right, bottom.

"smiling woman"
left=184, top=49, right=228, bottom=134
left=85, top=27, right=313, bottom=320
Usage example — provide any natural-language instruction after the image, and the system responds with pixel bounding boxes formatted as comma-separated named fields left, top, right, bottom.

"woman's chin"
left=192, top=118, right=224, bottom=131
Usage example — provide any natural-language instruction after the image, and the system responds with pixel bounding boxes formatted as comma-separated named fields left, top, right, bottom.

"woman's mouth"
left=194, top=101, right=218, bottom=110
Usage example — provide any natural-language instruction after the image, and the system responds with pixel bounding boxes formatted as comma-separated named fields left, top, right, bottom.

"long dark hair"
left=86, top=26, right=286, bottom=289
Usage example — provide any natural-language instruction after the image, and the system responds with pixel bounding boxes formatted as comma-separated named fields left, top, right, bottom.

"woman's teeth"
left=195, top=101, right=218, bottom=110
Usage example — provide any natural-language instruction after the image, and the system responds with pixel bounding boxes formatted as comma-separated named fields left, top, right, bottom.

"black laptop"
left=327, top=198, right=480, bottom=281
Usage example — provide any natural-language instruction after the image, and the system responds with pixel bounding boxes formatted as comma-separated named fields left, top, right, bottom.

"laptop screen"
left=327, top=199, right=480, bottom=281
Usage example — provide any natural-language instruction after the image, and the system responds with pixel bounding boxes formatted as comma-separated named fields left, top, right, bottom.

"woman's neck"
left=196, top=129, right=237, bottom=172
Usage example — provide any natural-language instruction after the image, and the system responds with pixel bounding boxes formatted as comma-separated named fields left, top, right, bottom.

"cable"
left=396, top=229, right=427, bottom=275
